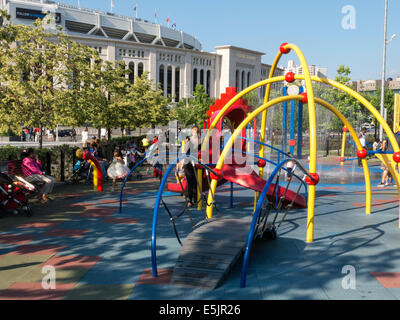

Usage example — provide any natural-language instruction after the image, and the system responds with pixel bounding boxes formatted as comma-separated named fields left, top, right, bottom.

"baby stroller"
left=67, top=159, right=92, bottom=184
left=0, top=172, right=36, bottom=216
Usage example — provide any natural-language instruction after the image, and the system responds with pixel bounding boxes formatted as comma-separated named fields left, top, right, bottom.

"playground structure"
left=75, top=149, right=104, bottom=192
left=147, top=42, right=400, bottom=289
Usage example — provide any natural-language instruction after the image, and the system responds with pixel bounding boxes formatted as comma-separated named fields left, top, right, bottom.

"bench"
left=7, top=160, right=24, bottom=176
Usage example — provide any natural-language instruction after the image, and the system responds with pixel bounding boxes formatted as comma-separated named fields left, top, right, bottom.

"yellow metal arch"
left=205, top=95, right=303, bottom=219
left=314, top=98, right=371, bottom=215
left=205, top=96, right=373, bottom=239
left=202, top=44, right=400, bottom=242
left=265, top=43, right=318, bottom=242
left=89, top=160, right=98, bottom=191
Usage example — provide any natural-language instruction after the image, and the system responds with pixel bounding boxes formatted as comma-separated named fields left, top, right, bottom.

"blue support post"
left=230, top=182, right=234, bottom=208
left=282, top=86, right=287, bottom=154
left=289, top=98, right=295, bottom=155
left=297, top=86, right=304, bottom=159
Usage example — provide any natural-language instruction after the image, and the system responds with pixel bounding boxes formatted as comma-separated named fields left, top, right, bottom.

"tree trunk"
left=39, top=123, right=43, bottom=149
left=107, top=128, right=111, bottom=141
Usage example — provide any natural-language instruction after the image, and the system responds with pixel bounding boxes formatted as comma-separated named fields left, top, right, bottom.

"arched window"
left=200, top=69, right=204, bottom=86
left=247, top=71, right=251, bottom=87
left=193, top=68, right=198, bottom=92
left=159, top=64, right=165, bottom=92
left=241, top=70, right=245, bottom=90
left=167, top=66, right=172, bottom=96
left=138, top=62, right=144, bottom=78
left=175, top=67, right=180, bottom=101
left=235, top=70, right=239, bottom=90
left=128, top=62, right=135, bottom=84
left=206, top=70, right=211, bottom=96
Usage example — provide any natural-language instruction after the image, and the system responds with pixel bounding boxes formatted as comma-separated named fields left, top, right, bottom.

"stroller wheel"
left=21, top=204, right=33, bottom=217
left=26, top=206, right=33, bottom=217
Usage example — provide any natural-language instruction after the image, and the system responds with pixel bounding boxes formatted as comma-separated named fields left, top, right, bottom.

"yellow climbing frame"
left=89, top=160, right=98, bottom=191
left=201, top=43, right=400, bottom=242
left=340, top=129, right=347, bottom=166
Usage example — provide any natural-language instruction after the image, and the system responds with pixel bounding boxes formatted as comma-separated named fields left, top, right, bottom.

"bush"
left=0, top=135, right=146, bottom=180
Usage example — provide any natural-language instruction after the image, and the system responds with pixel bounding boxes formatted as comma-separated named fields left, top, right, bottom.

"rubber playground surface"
left=1, top=157, right=400, bottom=300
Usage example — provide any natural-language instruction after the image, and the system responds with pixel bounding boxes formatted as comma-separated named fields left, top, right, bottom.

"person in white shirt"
left=101, top=128, right=106, bottom=140
left=183, top=126, right=201, bottom=207
left=358, top=127, right=367, bottom=167
left=82, top=127, right=89, bottom=148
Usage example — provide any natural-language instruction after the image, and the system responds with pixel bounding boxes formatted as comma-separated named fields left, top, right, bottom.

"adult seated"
left=21, top=148, right=55, bottom=203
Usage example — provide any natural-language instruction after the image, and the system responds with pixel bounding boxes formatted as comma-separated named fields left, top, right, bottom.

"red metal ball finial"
left=257, top=159, right=266, bottom=168
left=300, top=92, right=308, bottom=104
left=280, top=42, right=291, bottom=54
left=393, top=151, right=400, bottom=163
left=305, top=173, right=319, bottom=185
left=357, top=148, right=368, bottom=159
left=342, top=127, right=349, bottom=132
left=285, top=72, right=295, bottom=83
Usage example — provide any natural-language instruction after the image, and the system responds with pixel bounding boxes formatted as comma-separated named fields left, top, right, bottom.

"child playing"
left=107, top=148, right=130, bottom=191
left=372, top=138, right=382, bottom=152
left=285, top=152, right=296, bottom=181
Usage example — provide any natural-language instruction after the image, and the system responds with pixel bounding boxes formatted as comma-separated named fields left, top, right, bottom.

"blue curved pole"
left=151, top=160, right=181, bottom=277
left=151, top=156, right=224, bottom=278
left=240, top=158, right=311, bottom=288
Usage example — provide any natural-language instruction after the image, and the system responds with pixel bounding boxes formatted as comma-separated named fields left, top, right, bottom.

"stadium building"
left=0, top=0, right=285, bottom=101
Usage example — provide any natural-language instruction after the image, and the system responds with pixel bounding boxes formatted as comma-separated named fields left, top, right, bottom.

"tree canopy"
left=0, top=10, right=173, bottom=147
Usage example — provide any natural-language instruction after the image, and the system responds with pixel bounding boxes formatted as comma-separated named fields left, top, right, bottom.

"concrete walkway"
left=0, top=158, right=399, bottom=300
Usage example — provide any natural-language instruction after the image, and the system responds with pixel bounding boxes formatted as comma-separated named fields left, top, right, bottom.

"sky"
left=58, top=0, right=400, bottom=81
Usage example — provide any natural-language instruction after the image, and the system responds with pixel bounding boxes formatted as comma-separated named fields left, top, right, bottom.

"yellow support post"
left=282, top=43, right=318, bottom=243
left=197, top=167, right=202, bottom=211
left=341, top=129, right=347, bottom=165
left=89, top=160, right=98, bottom=191
left=394, top=94, right=400, bottom=132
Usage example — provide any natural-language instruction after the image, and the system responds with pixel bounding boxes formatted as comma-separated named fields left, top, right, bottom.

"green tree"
left=57, top=40, right=100, bottom=129
left=170, top=84, right=214, bottom=127
left=123, top=72, right=170, bottom=130
left=363, top=87, right=394, bottom=137
left=0, top=16, right=73, bottom=148
left=323, top=65, right=367, bottom=131
left=86, top=60, right=129, bottom=140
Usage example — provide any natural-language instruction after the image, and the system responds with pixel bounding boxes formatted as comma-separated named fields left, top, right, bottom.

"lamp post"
left=379, top=0, right=388, bottom=140
left=379, top=0, right=396, bottom=140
